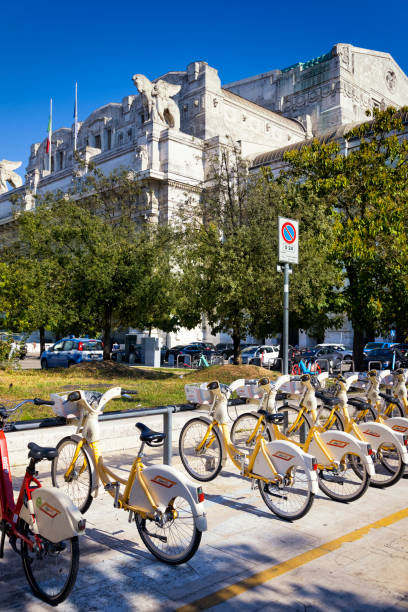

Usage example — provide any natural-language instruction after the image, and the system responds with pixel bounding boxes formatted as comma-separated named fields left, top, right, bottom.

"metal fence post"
left=163, top=407, right=173, bottom=465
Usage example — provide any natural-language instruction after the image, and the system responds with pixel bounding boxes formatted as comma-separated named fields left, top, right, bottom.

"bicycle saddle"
left=257, top=409, right=284, bottom=424
left=314, top=391, right=339, bottom=406
left=347, top=397, right=372, bottom=411
left=135, top=422, right=166, bottom=446
left=27, top=442, right=58, bottom=461
left=379, top=392, right=404, bottom=408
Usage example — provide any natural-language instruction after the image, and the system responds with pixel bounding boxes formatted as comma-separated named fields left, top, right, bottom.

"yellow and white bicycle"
left=179, top=380, right=319, bottom=521
left=230, top=374, right=375, bottom=503
left=50, top=388, right=207, bottom=565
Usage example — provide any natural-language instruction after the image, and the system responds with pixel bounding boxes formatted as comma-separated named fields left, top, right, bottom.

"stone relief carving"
left=135, top=144, right=149, bottom=171
left=132, top=74, right=181, bottom=129
left=0, top=160, right=23, bottom=193
left=141, top=187, right=159, bottom=219
left=338, top=45, right=350, bottom=67
left=385, top=70, right=396, bottom=91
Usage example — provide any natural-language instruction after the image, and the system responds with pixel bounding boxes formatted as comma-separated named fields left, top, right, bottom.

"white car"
left=236, top=345, right=279, bottom=367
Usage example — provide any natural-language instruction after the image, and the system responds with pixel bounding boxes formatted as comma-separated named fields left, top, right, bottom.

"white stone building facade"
left=1, top=44, right=408, bottom=348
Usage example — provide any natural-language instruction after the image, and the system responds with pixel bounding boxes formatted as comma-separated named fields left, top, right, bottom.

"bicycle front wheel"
left=135, top=495, right=202, bottom=565
left=51, top=436, right=93, bottom=514
left=318, top=453, right=370, bottom=502
left=230, top=413, right=271, bottom=452
left=21, top=523, right=79, bottom=606
left=257, top=466, right=314, bottom=521
left=179, top=418, right=223, bottom=481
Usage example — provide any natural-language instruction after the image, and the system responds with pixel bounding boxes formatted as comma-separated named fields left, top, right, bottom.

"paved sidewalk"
left=1, top=410, right=408, bottom=611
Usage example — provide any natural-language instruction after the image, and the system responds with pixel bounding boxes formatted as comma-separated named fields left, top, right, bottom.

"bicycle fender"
left=355, top=421, right=408, bottom=464
left=19, top=487, right=86, bottom=543
left=70, top=434, right=99, bottom=496
left=128, top=464, right=207, bottom=532
left=197, top=415, right=228, bottom=469
left=254, top=440, right=318, bottom=494
left=317, top=430, right=375, bottom=476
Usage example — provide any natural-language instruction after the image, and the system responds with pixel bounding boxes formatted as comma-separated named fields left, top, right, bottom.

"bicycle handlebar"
left=34, top=398, right=55, bottom=406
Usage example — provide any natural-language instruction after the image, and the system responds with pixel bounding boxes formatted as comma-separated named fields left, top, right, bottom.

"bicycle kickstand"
left=105, top=481, right=120, bottom=508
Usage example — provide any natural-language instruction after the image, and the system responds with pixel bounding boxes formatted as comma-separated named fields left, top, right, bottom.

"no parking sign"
left=278, top=217, right=299, bottom=264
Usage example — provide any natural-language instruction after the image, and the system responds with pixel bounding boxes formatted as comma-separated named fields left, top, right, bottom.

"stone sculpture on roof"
left=132, top=74, right=181, bottom=129
left=0, top=160, right=23, bottom=194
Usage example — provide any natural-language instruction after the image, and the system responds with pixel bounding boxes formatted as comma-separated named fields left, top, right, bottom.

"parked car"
left=362, top=348, right=405, bottom=371
left=216, top=342, right=250, bottom=360
left=40, top=336, right=104, bottom=369
left=164, top=345, right=187, bottom=363
left=300, top=346, right=353, bottom=372
left=233, top=345, right=279, bottom=367
left=111, top=344, right=142, bottom=363
left=363, top=341, right=398, bottom=355
left=178, top=344, right=221, bottom=364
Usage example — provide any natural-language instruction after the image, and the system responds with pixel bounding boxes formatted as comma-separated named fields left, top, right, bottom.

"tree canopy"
left=173, top=146, right=341, bottom=362
left=283, top=106, right=408, bottom=367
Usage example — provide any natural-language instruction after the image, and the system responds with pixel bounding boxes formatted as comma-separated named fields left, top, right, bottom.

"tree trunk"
left=352, top=326, right=365, bottom=371
left=103, top=305, right=112, bottom=360
left=232, top=332, right=242, bottom=364
left=39, top=326, right=45, bottom=357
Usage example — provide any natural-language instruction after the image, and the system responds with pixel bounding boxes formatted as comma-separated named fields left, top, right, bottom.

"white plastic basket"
left=184, top=384, right=213, bottom=405
left=50, top=393, right=82, bottom=420
left=236, top=384, right=263, bottom=399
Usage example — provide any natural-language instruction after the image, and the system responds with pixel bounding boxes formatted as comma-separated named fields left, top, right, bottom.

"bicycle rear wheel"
left=21, top=523, right=79, bottom=606
left=51, top=436, right=93, bottom=514
left=318, top=453, right=370, bottom=502
left=179, top=418, right=223, bottom=481
left=257, top=466, right=314, bottom=521
left=369, top=442, right=404, bottom=488
left=135, top=495, right=202, bottom=565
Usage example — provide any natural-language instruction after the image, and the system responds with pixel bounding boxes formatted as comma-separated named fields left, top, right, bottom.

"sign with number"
left=278, top=217, right=299, bottom=264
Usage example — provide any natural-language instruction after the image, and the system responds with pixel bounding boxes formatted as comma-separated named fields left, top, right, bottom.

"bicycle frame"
left=54, top=389, right=207, bottom=530
left=0, top=427, right=84, bottom=555
left=248, top=376, right=375, bottom=475
left=319, top=373, right=408, bottom=465
left=198, top=382, right=318, bottom=487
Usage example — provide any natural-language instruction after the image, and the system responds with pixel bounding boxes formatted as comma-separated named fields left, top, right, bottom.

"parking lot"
left=2, top=408, right=408, bottom=611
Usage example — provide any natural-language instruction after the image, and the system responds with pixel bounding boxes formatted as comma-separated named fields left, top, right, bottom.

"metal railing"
left=7, top=403, right=193, bottom=466
left=368, top=360, right=383, bottom=371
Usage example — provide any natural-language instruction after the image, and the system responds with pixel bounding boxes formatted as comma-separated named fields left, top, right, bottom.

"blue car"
left=40, top=336, right=104, bottom=369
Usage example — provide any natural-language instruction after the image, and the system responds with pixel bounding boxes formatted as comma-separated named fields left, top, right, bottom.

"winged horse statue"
left=132, top=74, right=181, bottom=130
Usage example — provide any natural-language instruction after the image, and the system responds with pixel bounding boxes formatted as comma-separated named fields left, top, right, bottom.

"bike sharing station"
left=2, top=217, right=408, bottom=609
left=277, top=216, right=299, bottom=374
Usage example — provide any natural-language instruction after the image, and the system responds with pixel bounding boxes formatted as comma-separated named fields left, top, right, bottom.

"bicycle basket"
left=184, top=384, right=212, bottom=405
left=236, top=383, right=263, bottom=400
left=50, top=393, right=82, bottom=420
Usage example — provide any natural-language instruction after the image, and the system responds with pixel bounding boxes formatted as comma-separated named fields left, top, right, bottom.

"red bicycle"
left=0, top=398, right=85, bottom=606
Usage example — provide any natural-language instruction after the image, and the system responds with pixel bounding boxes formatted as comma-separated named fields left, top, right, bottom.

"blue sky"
left=2, top=0, right=407, bottom=180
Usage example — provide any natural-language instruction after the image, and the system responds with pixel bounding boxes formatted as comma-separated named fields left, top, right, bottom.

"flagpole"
left=49, top=98, right=53, bottom=171
left=74, top=83, right=78, bottom=152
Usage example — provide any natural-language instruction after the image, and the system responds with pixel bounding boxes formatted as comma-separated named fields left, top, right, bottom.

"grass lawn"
left=0, top=361, right=278, bottom=421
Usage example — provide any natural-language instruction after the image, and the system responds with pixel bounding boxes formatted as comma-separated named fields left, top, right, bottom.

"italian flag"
left=46, top=99, right=52, bottom=154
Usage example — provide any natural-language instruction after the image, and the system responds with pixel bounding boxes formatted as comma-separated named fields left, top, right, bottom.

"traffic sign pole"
left=283, top=263, right=289, bottom=374
left=278, top=217, right=299, bottom=375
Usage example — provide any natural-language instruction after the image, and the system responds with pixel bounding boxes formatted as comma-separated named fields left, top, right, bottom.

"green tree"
left=5, top=168, right=179, bottom=358
left=283, top=106, right=408, bottom=368
left=174, top=147, right=341, bottom=363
